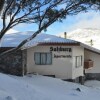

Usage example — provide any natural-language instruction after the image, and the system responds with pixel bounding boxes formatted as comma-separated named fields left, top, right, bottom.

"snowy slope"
left=0, top=73, right=100, bottom=100
left=68, top=28, right=100, bottom=49
left=68, top=28, right=100, bottom=39
left=6, top=29, right=19, bottom=34
left=59, top=28, right=100, bottom=49
left=1, top=31, right=34, bottom=47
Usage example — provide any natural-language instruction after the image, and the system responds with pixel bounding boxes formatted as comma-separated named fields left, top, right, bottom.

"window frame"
left=74, top=55, right=82, bottom=68
left=34, top=52, right=52, bottom=65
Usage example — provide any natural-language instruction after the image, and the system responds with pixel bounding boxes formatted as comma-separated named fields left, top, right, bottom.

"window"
left=74, top=56, right=82, bottom=68
left=34, top=52, right=52, bottom=65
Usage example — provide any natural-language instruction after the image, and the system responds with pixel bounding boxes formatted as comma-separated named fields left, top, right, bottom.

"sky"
left=0, top=10, right=100, bottom=35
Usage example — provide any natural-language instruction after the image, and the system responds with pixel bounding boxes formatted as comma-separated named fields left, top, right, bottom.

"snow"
left=22, top=33, right=78, bottom=49
left=80, top=43, right=100, bottom=54
left=6, top=29, right=19, bottom=34
left=1, top=31, right=34, bottom=47
left=0, top=73, right=100, bottom=100
left=1, top=32, right=78, bottom=48
left=58, top=28, right=100, bottom=50
left=85, top=80, right=100, bottom=89
left=2, top=28, right=100, bottom=54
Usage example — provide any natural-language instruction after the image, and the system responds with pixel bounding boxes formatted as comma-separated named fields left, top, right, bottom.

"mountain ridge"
left=59, top=28, right=100, bottom=49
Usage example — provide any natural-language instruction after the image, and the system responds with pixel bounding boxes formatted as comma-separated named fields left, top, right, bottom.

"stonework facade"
left=85, top=73, right=100, bottom=80
left=0, top=49, right=23, bottom=76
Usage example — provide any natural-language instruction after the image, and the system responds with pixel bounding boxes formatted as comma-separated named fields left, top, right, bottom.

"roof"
left=22, top=33, right=79, bottom=49
left=0, top=31, right=34, bottom=47
left=80, top=43, right=100, bottom=54
left=0, top=31, right=78, bottom=48
left=1, top=31, right=100, bottom=55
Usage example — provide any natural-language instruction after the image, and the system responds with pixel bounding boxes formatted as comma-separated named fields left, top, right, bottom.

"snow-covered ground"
left=0, top=73, right=100, bottom=100
left=85, top=80, right=100, bottom=89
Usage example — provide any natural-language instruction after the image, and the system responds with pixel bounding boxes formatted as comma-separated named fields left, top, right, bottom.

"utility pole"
left=90, top=39, right=93, bottom=46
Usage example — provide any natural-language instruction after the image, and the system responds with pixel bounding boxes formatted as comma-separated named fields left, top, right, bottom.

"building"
left=0, top=32, right=100, bottom=83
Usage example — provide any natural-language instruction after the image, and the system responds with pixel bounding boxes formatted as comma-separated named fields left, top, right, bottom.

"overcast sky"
left=0, top=10, right=100, bottom=35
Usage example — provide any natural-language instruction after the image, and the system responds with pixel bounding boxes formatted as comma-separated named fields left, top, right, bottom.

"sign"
left=50, top=47, right=72, bottom=52
left=50, top=47, right=72, bottom=59
left=54, top=54, right=72, bottom=58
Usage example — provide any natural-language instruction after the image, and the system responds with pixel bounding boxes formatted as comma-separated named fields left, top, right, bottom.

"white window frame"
left=74, top=56, right=82, bottom=68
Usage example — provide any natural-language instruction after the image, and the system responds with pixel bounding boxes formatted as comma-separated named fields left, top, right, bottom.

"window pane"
left=46, top=53, right=52, bottom=64
left=41, top=53, right=46, bottom=64
left=34, top=53, right=40, bottom=64
left=34, top=52, right=52, bottom=65
left=77, top=57, right=80, bottom=67
left=73, top=56, right=76, bottom=67
left=74, top=56, right=82, bottom=68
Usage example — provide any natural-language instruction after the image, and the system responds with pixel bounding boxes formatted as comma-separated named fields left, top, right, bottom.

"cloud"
left=55, top=11, right=100, bottom=37
left=67, top=11, right=100, bottom=31
left=0, top=10, right=100, bottom=36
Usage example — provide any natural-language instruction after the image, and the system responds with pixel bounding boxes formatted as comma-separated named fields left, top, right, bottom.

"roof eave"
left=38, top=42, right=80, bottom=46
left=80, top=43, right=100, bottom=55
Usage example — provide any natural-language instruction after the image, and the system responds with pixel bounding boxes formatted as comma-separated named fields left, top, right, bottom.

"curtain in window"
left=34, top=52, right=52, bottom=65
left=46, top=53, right=52, bottom=64
left=74, top=56, right=82, bottom=68
left=76, top=56, right=80, bottom=67
left=35, top=53, right=40, bottom=64
left=41, top=53, right=46, bottom=64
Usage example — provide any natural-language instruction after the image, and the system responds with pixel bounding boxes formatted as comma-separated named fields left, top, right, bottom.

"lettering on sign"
left=54, top=54, right=72, bottom=58
left=50, top=47, right=72, bottom=52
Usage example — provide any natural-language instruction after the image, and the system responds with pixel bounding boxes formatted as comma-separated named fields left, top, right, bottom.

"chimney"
left=90, top=39, right=93, bottom=46
left=64, top=32, right=67, bottom=39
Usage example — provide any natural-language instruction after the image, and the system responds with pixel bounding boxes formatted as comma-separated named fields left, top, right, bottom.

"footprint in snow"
left=5, top=96, right=16, bottom=100
left=69, top=93, right=78, bottom=96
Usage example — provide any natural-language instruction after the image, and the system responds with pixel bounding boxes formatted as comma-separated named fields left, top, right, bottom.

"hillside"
left=59, top=28, right=100, bottom=49
left=6, top=29, right=19, bottom=34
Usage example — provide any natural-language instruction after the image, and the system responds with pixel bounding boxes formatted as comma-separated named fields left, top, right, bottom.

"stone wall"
left=85, top=73, right=100, bottom=81
left=0, top=50, right=23, bottom=76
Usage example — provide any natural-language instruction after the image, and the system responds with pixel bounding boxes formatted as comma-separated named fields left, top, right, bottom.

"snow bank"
left=0, top=73, right=46, bottom=100
left=0, top=73, right=100, bottom=100
left=85, top=80, right=100, bottom=89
